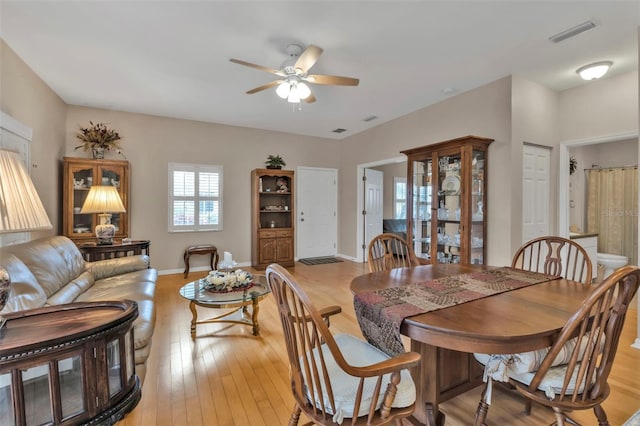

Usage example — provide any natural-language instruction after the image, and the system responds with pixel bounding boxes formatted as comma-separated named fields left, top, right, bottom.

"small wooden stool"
left=183, top=244, right=219, bottom=278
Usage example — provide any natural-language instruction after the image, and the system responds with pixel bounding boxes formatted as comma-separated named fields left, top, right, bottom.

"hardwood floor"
left=120, top=261, right=640, bottom=426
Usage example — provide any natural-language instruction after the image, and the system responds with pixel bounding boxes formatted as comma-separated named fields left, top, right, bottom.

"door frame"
left=355, top=156, right=405, bottom=263
left=558, top=130, right=639, bottom=349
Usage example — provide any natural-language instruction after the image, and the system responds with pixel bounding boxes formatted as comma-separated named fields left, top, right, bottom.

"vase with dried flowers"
left=74, top=121, right=123, bottom=159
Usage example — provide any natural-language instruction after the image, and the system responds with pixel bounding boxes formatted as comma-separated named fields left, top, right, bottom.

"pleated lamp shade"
left=0, top=149, right=52, bottom=233
left=0, top=148, right=52, bottom=329
left=80, top=185, right=126, bottom=214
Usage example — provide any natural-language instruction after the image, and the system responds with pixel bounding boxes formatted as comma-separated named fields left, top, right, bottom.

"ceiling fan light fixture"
left=297, top=82, right=311, bottom=99
left=276, top=81, right=290, bottom=99
left=287, top=84, right=301, bottom=103
left=576, top=61, right=612, bottom=80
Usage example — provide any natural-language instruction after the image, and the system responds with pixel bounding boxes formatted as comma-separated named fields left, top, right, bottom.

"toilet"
left=596, top=253, right=628, bottom=280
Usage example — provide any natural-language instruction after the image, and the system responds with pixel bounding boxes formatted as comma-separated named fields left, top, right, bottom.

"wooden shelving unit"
left=251, top=168, right=295, bottom=269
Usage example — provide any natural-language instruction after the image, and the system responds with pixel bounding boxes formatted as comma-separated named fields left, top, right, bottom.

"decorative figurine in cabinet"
left=251, top=169, right=294, bottom=269
left=401, top=135, right=493, bottom=264
left=62, top=157, right=130, bottom=245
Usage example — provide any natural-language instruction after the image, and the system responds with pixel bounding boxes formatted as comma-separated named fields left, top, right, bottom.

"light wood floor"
left=120, top=260, right=640, bottom=426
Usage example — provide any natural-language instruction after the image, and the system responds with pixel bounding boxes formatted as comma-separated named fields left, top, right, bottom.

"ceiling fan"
left=230, top=44, right=359, bottom=104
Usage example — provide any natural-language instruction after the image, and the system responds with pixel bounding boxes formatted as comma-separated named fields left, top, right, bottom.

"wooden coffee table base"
left=188, top=298, right=261, bottom=338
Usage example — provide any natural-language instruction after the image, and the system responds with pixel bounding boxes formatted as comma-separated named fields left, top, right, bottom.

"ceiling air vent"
left=549, top=21, right=597, bottom=43
left=363, top=115, right=378, bottom=122
left=332, top=128, right=347, bottom=134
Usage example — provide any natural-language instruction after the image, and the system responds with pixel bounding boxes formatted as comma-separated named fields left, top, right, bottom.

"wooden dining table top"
left=350, top=263, right=596, bottom=355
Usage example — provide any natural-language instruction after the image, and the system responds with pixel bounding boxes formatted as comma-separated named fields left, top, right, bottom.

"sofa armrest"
left=88, top=255, right=150, bottom=280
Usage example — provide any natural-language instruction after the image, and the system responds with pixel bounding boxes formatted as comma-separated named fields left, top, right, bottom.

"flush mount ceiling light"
left=576, top=61, right=613, bottom=81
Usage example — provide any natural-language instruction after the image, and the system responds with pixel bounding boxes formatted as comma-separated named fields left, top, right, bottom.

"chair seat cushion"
left=305, top=333, right=415, bottom=423
left=475, top=334, right=601, bottom=399
left=509, top=362, right=591, bottom=399
left=474, top=334, right=597, bottom=382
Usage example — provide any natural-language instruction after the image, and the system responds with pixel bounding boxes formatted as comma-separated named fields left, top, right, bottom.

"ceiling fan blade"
left=294, top=45, right=323, bottom=74
left=305, top=74, right=359, bottom=86
left=304, top=93, right=316, bottom=104
left=246, top=81, right=281, bottom=94
left=230, top=59, right=284, bottom=76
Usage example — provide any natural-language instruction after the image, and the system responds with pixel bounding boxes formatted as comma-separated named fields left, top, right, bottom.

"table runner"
left=353, top=267, right=559, bottom=356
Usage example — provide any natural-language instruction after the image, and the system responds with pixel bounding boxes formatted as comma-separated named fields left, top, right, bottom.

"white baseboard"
left=631, top=338, right=640, bottom=350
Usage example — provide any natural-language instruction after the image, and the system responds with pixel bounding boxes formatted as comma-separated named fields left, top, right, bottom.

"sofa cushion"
left=76, top=269, right=156, bottom=351
left=45, top=271, right=95, bottom=306
left=4, top=236, right=85, bottom=298
left=0, top=254, right=47, bottom=313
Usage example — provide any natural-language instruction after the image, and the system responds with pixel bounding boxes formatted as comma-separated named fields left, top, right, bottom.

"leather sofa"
left=0, top=236, right=157, bottom=381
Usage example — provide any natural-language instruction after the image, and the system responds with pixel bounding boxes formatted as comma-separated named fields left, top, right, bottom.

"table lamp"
left=0, top=149, right=53, bottom=328
left=80, top=185, right=126, bottom=245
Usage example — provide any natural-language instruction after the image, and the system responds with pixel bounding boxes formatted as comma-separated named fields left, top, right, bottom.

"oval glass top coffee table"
left=179, top=274, right=270, bottom=338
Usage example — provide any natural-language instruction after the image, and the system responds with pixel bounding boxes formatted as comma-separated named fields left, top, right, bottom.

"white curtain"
left=586, top=167, right=638, bottom=266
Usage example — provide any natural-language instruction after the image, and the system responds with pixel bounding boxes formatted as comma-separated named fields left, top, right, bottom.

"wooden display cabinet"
left=251, top=169, right=294, bottom=269
left=0, top=301, right=140, bottom=426
left=402, top=135, right=493, bottom=264
left=62, top=157, right=130, bottom=245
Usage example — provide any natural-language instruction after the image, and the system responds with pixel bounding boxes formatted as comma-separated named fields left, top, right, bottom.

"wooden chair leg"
left=593, top=405, right=610, bottom=426
left=474, top=384, right=490, bottom=426
left=289, top=404, right=302, bottom=426
left=553, top=408, right=566, bottom=426
left=523, top=399, right=532, bottom=415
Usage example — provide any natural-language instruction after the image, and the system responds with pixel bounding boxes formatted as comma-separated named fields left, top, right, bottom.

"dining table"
left=350, top=263, right=596, bottom=426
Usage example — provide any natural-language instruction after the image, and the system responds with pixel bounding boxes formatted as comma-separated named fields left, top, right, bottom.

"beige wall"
left=338, top=77, right=514, bottom=265
left=511, top=76, right=561, bottom=248
left=0, top=40, right=67, bottom=239
left=560, top=71, right=638, bottom=141
left=65, top=106, right=338, bottom=271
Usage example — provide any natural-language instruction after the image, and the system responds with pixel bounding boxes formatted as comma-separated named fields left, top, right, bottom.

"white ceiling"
left=2, top=1, right=638, bottom=140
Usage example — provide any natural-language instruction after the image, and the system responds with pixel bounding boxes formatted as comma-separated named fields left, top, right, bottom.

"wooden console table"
left=0, top=300, right=141, bottom=425
left=79, top=239, right=150, bottom=262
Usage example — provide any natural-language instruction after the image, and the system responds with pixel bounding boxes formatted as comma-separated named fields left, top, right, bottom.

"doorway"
left=355, top=156, right=406, bottom=262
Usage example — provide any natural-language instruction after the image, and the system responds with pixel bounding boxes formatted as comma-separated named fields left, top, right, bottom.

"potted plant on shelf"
left=74, top=121, right=123, bottom=159
left=265, top=154, right=286, bottom=169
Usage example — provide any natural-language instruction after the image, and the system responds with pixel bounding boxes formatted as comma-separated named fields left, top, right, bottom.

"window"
left=394, top=177, right=407, bottom=219
left=169, top=163, right=222, bottom=232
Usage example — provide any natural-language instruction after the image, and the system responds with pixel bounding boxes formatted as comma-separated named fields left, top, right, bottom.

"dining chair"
left=265, top=263, right=421, bottom=426
left=473, top=265, right=640, bottom=426
left=367, top=233, right=419, bottom=273
left=511, top=236, right=593, bottom=284
left=478, top=235, right=595, bottom=416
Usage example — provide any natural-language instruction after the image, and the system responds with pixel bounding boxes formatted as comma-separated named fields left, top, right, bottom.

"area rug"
left=298, top=257, right=344, bottom=265
left=624, top=409, right=640, bottom=426
left=354, top=267, right=559, bottom=356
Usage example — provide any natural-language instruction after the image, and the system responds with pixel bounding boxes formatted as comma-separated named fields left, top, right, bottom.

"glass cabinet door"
left=411, top=159, right=433, bottom=261
left=470, top=149, right=486, bottom=264
left=434, top=152, right=463, bottom=264
left=70, top=165, right=95, bottom=236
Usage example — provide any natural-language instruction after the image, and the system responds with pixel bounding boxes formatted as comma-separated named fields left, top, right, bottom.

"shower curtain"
left=586, top=167, right=638, bottom=265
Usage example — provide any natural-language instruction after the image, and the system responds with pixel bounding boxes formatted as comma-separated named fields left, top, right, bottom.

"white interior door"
left=364, top=168, right=384, bottom=255
left=522, top=144, right=551, bottom=243
left=296, top=167, right=338, bottom=259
